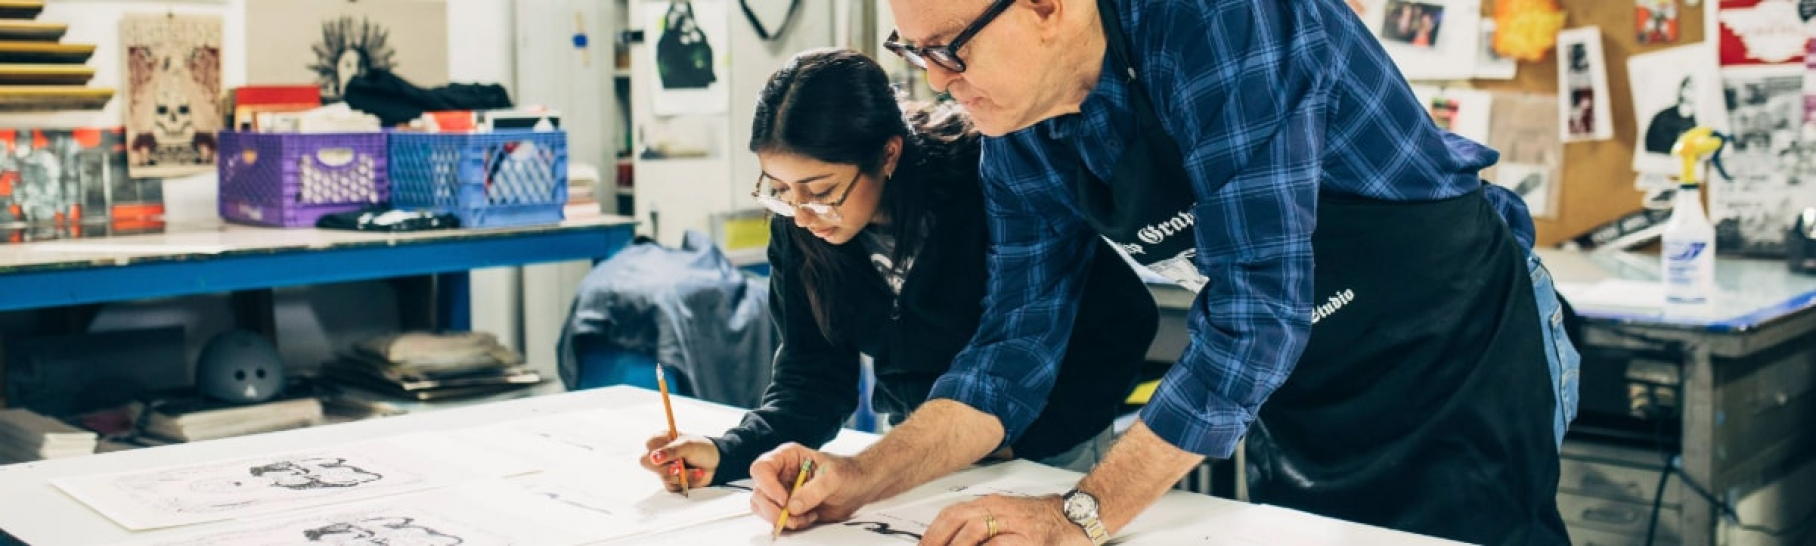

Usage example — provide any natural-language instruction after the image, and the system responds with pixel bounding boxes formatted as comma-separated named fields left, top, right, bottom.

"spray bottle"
left=1662, top=127, right=1724, bottom=317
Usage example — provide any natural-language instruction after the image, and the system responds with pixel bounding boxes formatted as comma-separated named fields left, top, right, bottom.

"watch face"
left=1064, top=490, right=1098, bottom=520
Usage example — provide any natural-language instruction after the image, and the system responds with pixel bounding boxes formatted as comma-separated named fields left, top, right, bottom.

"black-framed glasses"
left=883, top=0, right=1015, bottom=74
left=751, top=169, right=863, bottom=223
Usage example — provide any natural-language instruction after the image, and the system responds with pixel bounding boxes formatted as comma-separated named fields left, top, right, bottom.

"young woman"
left=637, top=48, right=1156, bottom=490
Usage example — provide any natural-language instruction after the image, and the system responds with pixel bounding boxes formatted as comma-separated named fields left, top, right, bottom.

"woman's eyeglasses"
left=751, top=169, right=862, bottom=224
left=882, top=0, right=1015, bottom=74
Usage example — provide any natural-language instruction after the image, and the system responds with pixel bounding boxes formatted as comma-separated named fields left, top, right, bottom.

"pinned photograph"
left=1628, top=44, right=1727, bottom=175
left=1482, top=92, right=1563, bottom=218
left=1362, top=0, right=1482, bottom=80
left=1636, top=0, right=1680, bottom=44
left=1409, top=85, right=1492, bottom=144
left=1557, top=27, right=1614, bottom=142
left=121, top=14, right=222, bottom=179
left=245, top=1, right=450, bottom=103
left=1498, top=162, right=1556, bottom=218
left=1380, top=1, right=1446, bottom=48
left=1474, top=20, right=1517, bottom=80
left=645, top=0, right=730, bottom=116
left=1716, top=64, right=1816, bottom=255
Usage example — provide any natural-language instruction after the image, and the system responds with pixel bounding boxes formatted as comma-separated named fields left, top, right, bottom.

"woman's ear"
left=885, top=135, right=905, bottom=176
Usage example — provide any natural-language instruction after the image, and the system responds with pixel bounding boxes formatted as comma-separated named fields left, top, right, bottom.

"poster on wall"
left=1358, top=0, right=1483, bottom=80
left=1556, top=27, right=1615, bottom=142
left=1627, top=44, right=1727, bottom=176
left=244, top=0, right=450, bottom=103
left=0, top=128, right=164, bottom=243
left=1716, top=0, right=1812, bottom=66
left=1717, top=64, right=1816, bottom=255
left=1636, top=0, right=1680, bottom=44
left=1409, top=85, right=1492, bottom=144
left=121, top=14, right=222, bottom=179
left=1474, top=20, right=1517, bottom=80
left=1482, top=92, right=1563, bottom=218
left=645, top=0, right=729, bottom=116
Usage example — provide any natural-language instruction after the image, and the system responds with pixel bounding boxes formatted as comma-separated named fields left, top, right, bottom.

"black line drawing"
left=842, top=520, right=924, bottom=540
left=250, top=458, right=385, bottom=490
left=302, top=516, right=465, bottom=545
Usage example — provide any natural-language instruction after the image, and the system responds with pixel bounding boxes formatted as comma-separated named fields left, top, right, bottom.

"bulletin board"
left=1473, top=1, right=1707, bottom=247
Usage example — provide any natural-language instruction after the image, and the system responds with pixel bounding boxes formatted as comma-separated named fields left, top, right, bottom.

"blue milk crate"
left=387, top=130, right=568, bottom=228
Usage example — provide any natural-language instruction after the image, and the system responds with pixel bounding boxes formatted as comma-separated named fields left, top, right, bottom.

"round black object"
left=196, top=330, right=285, bottom=404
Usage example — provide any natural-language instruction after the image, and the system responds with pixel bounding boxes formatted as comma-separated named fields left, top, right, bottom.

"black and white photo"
left=1557, top=27, right=1613, bottom=142
left=1628, top=44, right=1727, bottom=175
left=1717, top=64, right=1816, bottom=255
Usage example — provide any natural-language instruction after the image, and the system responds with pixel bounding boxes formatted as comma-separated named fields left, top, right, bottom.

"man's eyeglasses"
left=883, top=0, right=1015, bottom=74
left=751, top=169, right=862, bottom=223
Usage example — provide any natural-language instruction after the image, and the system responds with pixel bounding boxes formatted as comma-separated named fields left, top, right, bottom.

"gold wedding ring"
left=984, top=512, right=999, bottom=539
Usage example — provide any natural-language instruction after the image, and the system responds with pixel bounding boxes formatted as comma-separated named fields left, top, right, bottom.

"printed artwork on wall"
left=1637, top=0, right=1680, bottom=44
left=1717, top=0, right=1813, bottom=66
left=1627, top=45, right=1728, bottom=176
left=1361, top=0, right=1484, bottom=80
left=1717, top=64, right=1816, bottom=255
left=1410, top=85, right=1492, bottom=144
left=645, top=0, right=729, bottom=116
left=1482, top=92, right=1563, bottom=218
left=121, top=14, right=222, bottom=179
left=245, top=0, right=449, bottom=103
left=1557, top=27, right=1615, bottom=142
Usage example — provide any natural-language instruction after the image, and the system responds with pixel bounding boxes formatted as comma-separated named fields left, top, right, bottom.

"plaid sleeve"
left=1132, top=1, right=1329, bottom=458
left=926, top=136, right=1096, bottom=447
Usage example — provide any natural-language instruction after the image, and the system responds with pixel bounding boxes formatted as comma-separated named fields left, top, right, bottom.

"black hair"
left=750, top=48, right=978, bottom=341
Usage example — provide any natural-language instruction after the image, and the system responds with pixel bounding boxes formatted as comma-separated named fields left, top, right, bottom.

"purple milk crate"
left=216, top=131, right=389, bottom=227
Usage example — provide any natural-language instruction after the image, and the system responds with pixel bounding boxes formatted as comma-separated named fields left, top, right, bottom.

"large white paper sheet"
left=53, top=434, right=536, bottom=531
left=107, top=477, right=626, bottom=546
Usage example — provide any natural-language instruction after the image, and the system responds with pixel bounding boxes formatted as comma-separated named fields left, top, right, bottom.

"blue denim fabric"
left=1528, top=252, right=1581, bottom=448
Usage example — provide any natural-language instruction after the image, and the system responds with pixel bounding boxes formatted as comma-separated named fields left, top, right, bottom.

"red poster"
left=1718, top=0, right=1814, bottom=66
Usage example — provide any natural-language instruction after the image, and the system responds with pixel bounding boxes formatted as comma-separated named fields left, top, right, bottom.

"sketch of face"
left=336, top=49, right=362, bottom=95
left=153, top=79, right=195, bottom=146
left=249, top=458, right=384, bottom=490
left=302, top=517, right=464, bottom=546
left=1677, top=78, right=1695, bottom=112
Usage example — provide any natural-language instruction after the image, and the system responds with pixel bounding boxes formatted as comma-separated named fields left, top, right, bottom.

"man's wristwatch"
left=1061, top=488, right=1110, bottom=545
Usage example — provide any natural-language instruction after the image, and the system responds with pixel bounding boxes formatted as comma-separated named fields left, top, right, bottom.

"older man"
left=746, top=2, right=1577, bottom=545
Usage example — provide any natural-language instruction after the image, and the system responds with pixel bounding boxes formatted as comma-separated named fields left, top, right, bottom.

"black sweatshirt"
left=709, top=167, right=1159, bottom=483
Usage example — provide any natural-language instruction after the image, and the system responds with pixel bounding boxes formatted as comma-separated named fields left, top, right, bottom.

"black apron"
left=1078, top=2, right=1568, bottom=544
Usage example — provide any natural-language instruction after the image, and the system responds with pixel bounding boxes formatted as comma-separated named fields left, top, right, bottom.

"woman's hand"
left=641, top=432, right=721, bottom=491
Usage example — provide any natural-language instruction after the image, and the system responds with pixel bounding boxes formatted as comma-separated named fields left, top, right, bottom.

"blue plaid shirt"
left=926, top=0, right=1534, bottom=458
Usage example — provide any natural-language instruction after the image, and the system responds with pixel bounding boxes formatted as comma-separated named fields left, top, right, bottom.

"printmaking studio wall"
left=1399, top=0, right=1816, bottom=253
left=0, top=0, right=578, bottom=384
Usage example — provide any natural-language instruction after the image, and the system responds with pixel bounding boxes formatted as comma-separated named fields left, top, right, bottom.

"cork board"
left=1473, top=1, right=1708, bottom=246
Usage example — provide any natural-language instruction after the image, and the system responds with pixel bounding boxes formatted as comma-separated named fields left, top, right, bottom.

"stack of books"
left=321, top=331, right=541, bottom=402
left=130, top=390, right=325, bottom=443
left=0, top=408, right=97, bottom=463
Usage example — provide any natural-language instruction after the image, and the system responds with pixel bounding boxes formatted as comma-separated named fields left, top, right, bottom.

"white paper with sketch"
left=604, top=460, right=1085, bottom=545
left=53, top=434, right=537, bottom=531
left=106, top=477, right=626, bottom=546
left=448, top=403, right=744, bottom=468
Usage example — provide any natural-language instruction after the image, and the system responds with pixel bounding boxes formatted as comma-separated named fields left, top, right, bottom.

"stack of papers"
left=0, top=408, right=97, bottom=462
left=132, top=395, right=324, bottom=443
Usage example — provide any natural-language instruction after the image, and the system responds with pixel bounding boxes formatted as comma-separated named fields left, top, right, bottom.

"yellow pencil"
left=771, top=458, right=815, bottom=543
left=656, top=366, right=689, bottom=498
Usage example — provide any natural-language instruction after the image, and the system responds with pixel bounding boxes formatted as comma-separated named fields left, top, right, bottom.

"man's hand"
left=640, top=432, right=717, bottom=490
left=749, top=443, right=876, bottom=531
left=920, top=494, right=1088, bottom=546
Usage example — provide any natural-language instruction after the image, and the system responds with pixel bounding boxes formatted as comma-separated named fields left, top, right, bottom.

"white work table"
left=0, top=386, right=1460, bottom=545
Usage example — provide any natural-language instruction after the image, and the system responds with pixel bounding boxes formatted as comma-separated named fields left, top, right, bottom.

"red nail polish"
left=693, top=469, right=705, bottom=479
left=670, top=465, right=681, bottom=475
left=651, top=451, right=665, bottom=463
